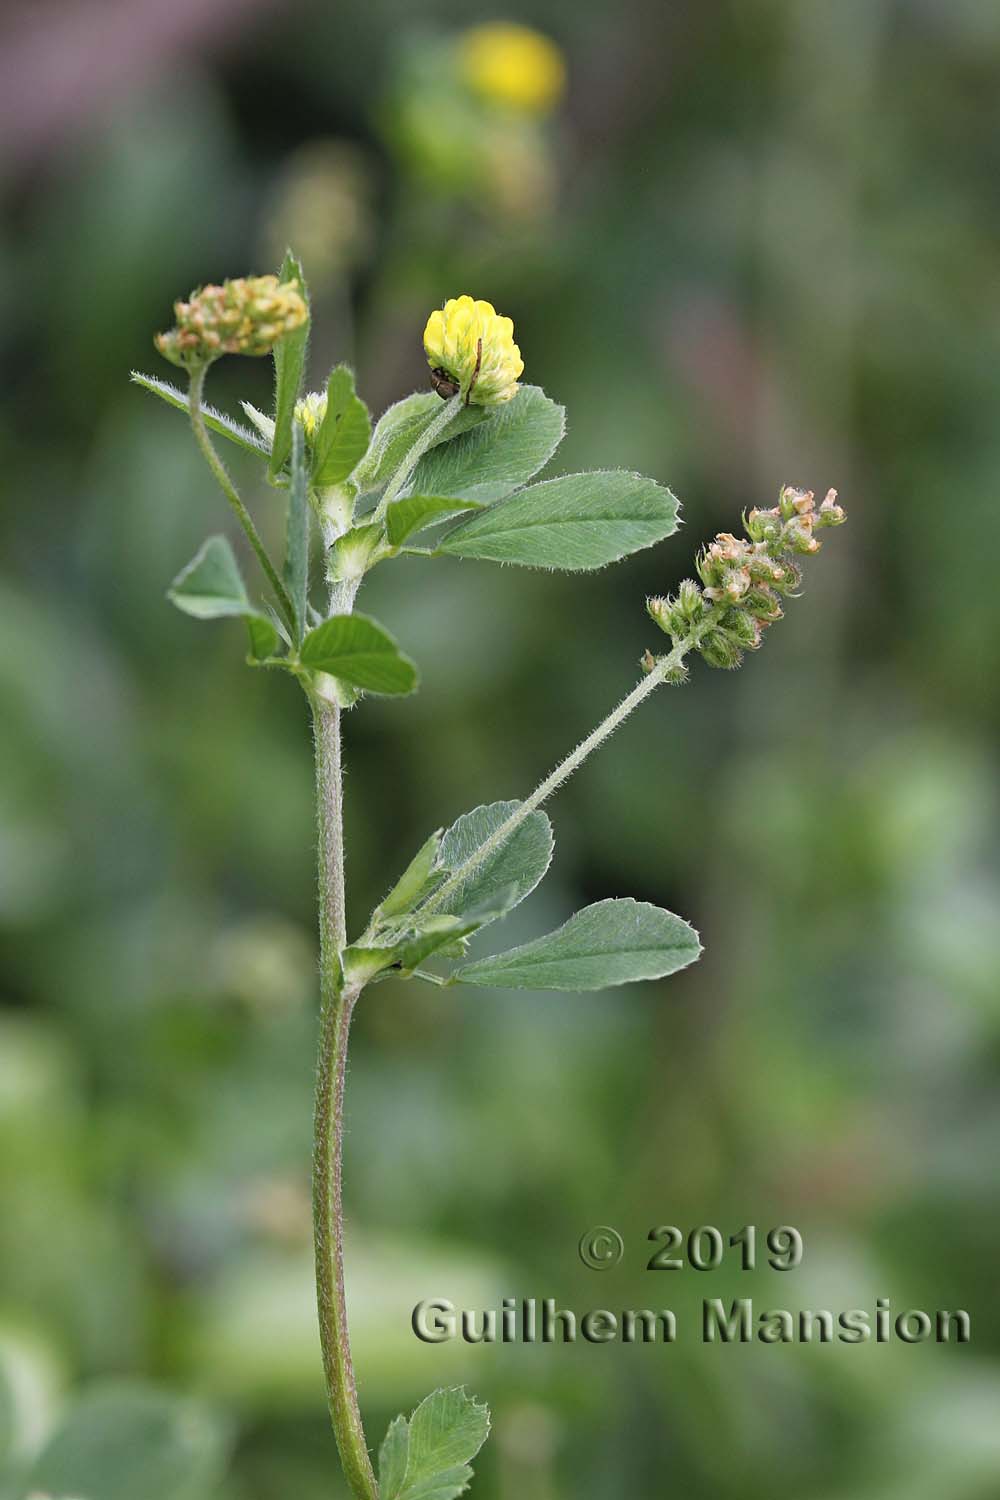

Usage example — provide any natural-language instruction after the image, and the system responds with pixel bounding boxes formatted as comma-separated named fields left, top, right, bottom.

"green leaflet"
left=378, top=1388, right=490, bottom=1500
left=268, top=250, right=310, bottom=477
left=437, top=470, right=680, bottom=570
left=454, top=897, right=702, bottom=990
left=407, top=385, right=565, bottom=504
left=130, top=372, right=269, bottom=456
left=313, top=364, right=372, bottom=485
left=299, top=612, right=418, bottom=695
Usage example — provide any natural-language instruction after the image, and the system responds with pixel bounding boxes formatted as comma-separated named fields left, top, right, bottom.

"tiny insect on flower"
left=423, top=295, right=524, bottom=405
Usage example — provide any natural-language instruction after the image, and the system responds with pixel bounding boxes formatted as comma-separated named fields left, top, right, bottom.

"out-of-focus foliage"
left=1, top=1, right=998, bottom=1497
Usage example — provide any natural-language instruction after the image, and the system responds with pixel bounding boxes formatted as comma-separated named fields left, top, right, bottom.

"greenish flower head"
left=423, top=294, right=524, bottom=405
left=155, top=275, right=308, bottom=369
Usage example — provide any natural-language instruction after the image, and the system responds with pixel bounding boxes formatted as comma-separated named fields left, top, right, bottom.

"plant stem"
left=311, top=698, right=377, bottom=1500
left=187, top=365, right=296, bottom=631
left=374, top=393, right=462, bottom=522
left=424, top=617, right=718, bottom=917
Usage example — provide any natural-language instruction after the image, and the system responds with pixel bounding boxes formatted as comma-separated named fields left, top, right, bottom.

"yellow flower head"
left=458, top=23, right=566, bottom=115
left=423, top=295, right=524, bottom=406
left=295, top=390, right=327, bottom=440
left=155, top=275, right=308, bottom=369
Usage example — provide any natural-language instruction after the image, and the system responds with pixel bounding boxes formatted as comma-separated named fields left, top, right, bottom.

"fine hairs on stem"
left=141, top=271, right=845, bottom=1499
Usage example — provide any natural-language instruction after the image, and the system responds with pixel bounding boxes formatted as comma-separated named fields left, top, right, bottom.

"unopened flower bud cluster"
left=155, top=275, right=308, bottom=369
left=647, top=487, right=846, bottom=670
left=294, top=390, right=328, bottom=439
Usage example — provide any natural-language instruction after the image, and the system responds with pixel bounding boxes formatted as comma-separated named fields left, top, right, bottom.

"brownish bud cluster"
left=155, top=275, right=308, bottom=369
left=647, top=487, right=845, bottom=671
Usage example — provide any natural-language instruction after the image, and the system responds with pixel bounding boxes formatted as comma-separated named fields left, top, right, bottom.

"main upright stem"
left=311, top=699, right=377, bottom=1500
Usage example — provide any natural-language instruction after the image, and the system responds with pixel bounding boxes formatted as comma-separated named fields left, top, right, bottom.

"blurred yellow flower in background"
left=424, top=295, right=524, bottom=405
left=458, top=23, right=566, bottom=116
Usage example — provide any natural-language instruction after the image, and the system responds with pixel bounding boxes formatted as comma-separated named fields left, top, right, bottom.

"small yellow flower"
left=155, top=275, right=308, bottom=369
left=423, top=295, right=524, bottom=406
left=295, top=391, right=327, bottom=440
left=458, top=23, right=566, bottom=115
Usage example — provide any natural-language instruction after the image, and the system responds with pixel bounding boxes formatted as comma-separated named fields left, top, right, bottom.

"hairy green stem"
left=374, top=392, right=462, bottom=521
left=424, top=616, right=719, bottom=917
left=311, top=698, right=377, bottom=1500
left=187, top=365, right=296, bottom=631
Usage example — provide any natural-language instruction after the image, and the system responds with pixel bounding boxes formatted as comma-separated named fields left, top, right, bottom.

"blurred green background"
left=2, top=1, right=999, bottom=1496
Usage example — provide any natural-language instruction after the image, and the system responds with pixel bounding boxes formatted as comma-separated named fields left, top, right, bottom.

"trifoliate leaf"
left=437, top=471, right=680, bottom=570
left=454, top=898, right=702, bottom=990
left=299, top=613, right=418, bottom=695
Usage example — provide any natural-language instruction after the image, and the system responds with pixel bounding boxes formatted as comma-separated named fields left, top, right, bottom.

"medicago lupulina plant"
left=133, top=261, right=846, bottom=1500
